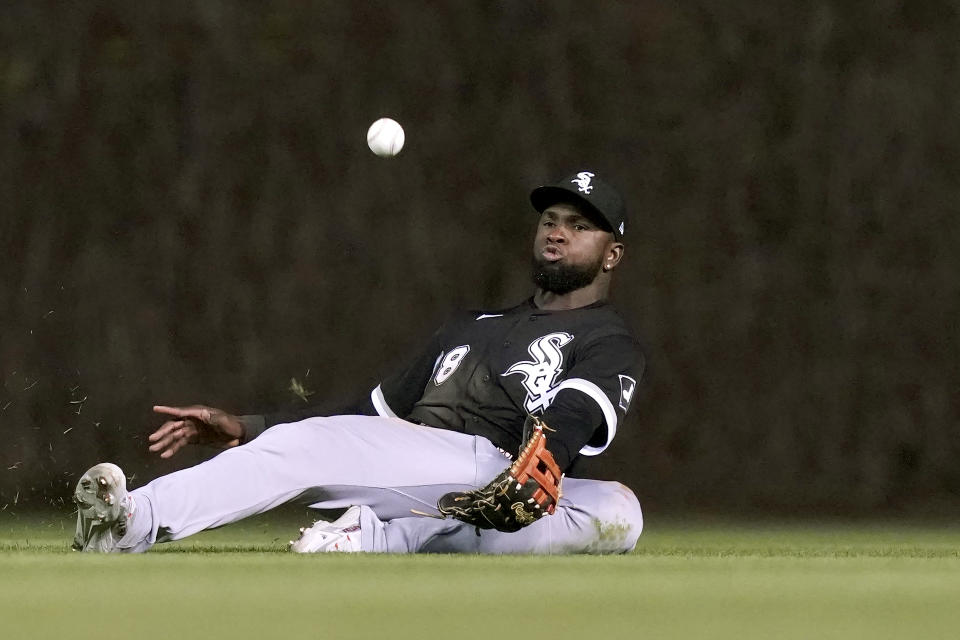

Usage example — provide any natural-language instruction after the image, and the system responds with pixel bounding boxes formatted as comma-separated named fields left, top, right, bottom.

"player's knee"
left=588, top=482, right=643, bottom=554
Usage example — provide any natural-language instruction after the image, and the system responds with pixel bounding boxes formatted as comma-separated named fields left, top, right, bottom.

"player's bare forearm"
left=148, top=405, right=243, bottom=459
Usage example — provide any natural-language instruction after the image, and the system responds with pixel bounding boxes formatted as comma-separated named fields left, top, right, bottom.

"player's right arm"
left=148, top=405, right=245, bottom=459
left=361, top=319, right=457, bottom=420
left=254, top=317, right=459, bottom=430
left=148, top=318, right=456, bottom=458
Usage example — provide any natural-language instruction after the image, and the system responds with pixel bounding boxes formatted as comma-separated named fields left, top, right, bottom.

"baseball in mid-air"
left=366, top=117, right=405, bottom=157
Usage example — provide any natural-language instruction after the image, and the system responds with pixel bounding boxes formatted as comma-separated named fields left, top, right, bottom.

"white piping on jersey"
left=475, top=313, right=504, bottom=320
left=371, top=384, right=397, bottom=418
left=550, top=377, right=617, bottom=456
left=372, top=378, right=617, bottom=455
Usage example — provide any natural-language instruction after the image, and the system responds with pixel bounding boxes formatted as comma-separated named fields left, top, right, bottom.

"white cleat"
left=289, top=505, right=363, bottom=553
left=72, top=462, right=134, bottom=552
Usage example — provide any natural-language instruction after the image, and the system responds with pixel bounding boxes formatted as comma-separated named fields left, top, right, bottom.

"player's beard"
left=531, top=253, right=604, bottom=295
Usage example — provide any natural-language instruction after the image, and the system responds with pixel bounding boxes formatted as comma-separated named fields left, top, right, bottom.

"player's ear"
left=602, top=241, right=624, bottom=272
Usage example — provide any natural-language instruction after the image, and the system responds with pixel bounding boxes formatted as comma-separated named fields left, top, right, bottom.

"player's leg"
left=85, top=416, right=508, bottom=552
left=358, top=478, right=643, bottom=554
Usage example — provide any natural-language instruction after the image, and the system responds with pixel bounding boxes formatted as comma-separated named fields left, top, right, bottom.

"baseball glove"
left=437, top=416, right=563, bottom=532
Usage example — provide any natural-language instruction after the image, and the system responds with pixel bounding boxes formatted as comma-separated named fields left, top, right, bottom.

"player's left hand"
left=438, top=416, right=563, bottom=532
left=148, top=405, right=244, bottom=459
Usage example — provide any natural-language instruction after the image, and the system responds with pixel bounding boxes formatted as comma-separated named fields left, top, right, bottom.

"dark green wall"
left=2, top=1, right=959, bottom=516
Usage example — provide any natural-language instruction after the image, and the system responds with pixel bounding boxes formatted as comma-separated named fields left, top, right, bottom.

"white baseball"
left=366, top=117, right=405, bottom=157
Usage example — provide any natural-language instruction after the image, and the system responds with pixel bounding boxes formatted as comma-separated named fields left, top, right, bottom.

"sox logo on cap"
left=572, top=172, right=595, bottom=194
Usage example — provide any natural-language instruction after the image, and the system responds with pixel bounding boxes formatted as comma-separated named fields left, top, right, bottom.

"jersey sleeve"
left=253, top=318, right=453, bottom=435
left=367, top=320, right=455, bottom=420
left=539, top=332, right=643, bottom=469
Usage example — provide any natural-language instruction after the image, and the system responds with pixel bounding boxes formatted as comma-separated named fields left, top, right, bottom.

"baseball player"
left=72, top=171, right=645, bottom=554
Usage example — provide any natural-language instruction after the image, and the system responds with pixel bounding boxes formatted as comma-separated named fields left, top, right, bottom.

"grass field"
left=2, top=511, right=959, bottom=639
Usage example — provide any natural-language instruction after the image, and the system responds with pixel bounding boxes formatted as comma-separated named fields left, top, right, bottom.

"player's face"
left=531, top=204, right=616, bottom=294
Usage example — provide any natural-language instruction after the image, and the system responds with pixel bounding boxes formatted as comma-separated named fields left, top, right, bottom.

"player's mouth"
left=541, top=245, right=564, bottom=262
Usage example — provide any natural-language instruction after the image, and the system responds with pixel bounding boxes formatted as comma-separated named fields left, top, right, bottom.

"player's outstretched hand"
left=148, top=405, right=244, bottom=459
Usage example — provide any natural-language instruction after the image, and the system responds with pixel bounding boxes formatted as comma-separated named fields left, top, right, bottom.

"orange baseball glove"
left=437, top=416, right=563, bottom=532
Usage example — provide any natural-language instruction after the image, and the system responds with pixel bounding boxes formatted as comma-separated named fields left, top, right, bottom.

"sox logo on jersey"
left=502, top=332, right=574, bottom=413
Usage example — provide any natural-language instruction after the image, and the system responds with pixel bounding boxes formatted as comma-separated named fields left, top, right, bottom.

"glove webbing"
left=508, top=418, right=562, bottom=514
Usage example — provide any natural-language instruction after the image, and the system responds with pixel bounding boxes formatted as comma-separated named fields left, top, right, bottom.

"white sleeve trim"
left=371, top=384, right=397, bottom=418
left=551, top=377, right=618, bottom=456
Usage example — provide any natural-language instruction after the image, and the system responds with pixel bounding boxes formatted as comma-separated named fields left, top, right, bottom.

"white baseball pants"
left=120, top=416, right=643, bottom=554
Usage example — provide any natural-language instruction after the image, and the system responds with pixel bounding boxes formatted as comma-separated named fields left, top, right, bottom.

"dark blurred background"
left=2, top=1, right=958, bottom=519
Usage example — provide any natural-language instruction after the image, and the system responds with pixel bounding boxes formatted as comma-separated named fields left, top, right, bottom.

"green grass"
left=2, top=513, right=959, bottom=639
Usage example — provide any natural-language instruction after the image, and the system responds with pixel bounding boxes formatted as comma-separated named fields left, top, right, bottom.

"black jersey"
left=258, top=298, right=643, bottom=470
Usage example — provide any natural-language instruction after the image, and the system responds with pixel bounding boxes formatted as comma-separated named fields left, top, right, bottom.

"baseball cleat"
left=72, top=462, right=135, bottom=552
left=289, top=505, right=363, bottom=553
